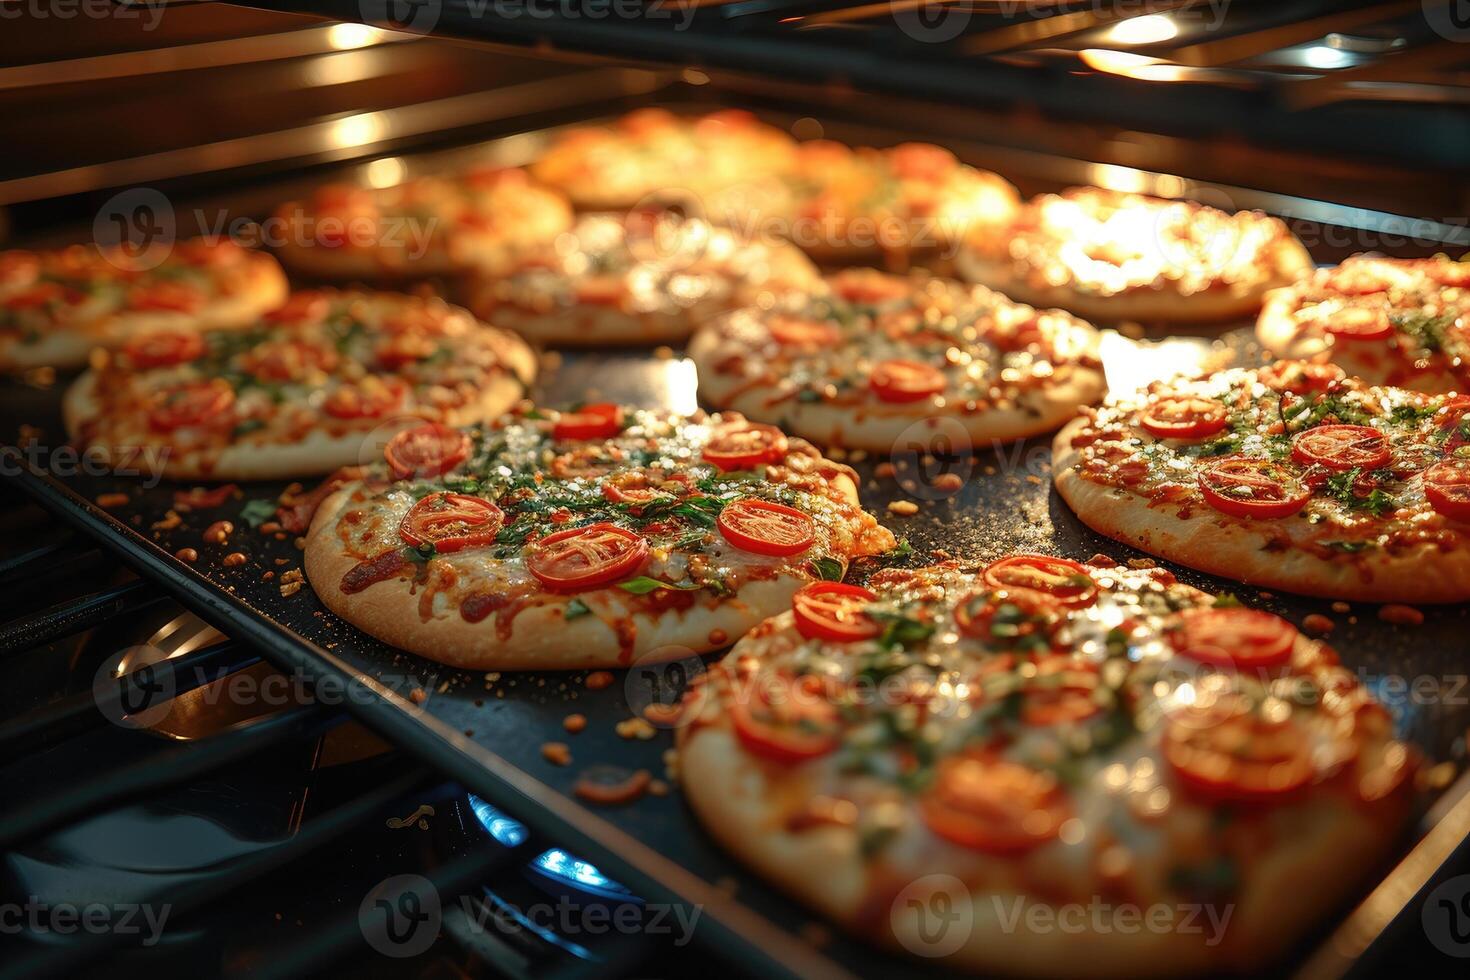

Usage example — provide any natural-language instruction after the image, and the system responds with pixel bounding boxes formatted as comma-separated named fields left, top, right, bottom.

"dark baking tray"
left=5, top=102, right=1470, bottom=979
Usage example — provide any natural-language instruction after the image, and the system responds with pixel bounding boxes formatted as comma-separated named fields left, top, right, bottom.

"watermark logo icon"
left=623, top=645, right=704, bottom=729
left=360, top=874, right=442, bottom=958
left=891, top=0, right=972, bottom=43
left=890, top=873, right=973, bottom=957
left=360, top=0, right=442, bottom=33
left=1423, top=874, right=1470, bottom=957
left=94, top=187, right=175, bottom=271
left=1424, top=0, right=1470, bottom=41
left=92, top=645, right=177, bottom=729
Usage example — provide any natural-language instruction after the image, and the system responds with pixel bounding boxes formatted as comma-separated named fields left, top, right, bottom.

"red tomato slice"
left=374, top=332, right=438, bottom=370
left=1169, top=607, right=1298, bottom=671
left=1163, top=698, right=1315, bottom=802
left=1436, top=397, right=1470, bottom=453
left=791, top=582, right=878, bottom=642
left=399, top=492, right=503, bottom=553
left=920, top=755, right=1071, bottom=853
left=1314, top=305, right=1392, bottom=341
left=981, top=555, right=1097, bottom=608
left=4, top=282, right=65, bottom=310
left=717, top=499, right=815, bottom=557
left=1258, top=359, right=1344, bottom=395
left=127, top=281, right=205, bottom=314
left=1199, top=456, right=1310, bottom=519
left=1022, top=655, right=1102, bottom=726
left=830, top=270, right=910, bottom=305
left=1291, top=424, right=1390, bottom=472
left=730, top=673, right=841, bottom=764
left=263, top=291, right=330, bottom=325
left=122, top=331, right=205, bottom=369
left=952, top=589, right=1057, bottom=643
left=525, top=523, right=649, bottom=592
left=0, top=251, right=40, bottom=288
left=323, top=379, right=406, bottom=420
left=246, top=340, right=338, bottom=382
left=871, top=359, right=946, bottom=403
left=384, top=423, right=470, bottom=480
left=554, top=403, right=625, bottom=441
left=702, top=422, right=788, bottom=471
left=768, top=315, right=841, bottom=348
left=889, top=142, right=957, bottom=182
left=1139, top=395, right=1229, bottom=440
left=574, top=278, right=625, bottom=307
left=149, top=381, right=235, bottom=431
left=1425, top=459, right=1470, bottom=522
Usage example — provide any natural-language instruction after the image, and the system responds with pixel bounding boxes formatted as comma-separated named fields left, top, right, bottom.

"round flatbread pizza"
left=1053, top=362, right=1470, bottom=602
left=957, top=187, right=1314, bottom=326
left=677, top=557, right=1415, bottom=976
left=302, top=407, right=896, bottom=670
left=780, top=140, right=1019, bottom=264
left=272, top=167, right=572, bottom=281
left=0, top=239, right=286, bottom=372
left=63, top=290, right=536, bottom=481
left=529, top=108, right=797, bottom=216
left=689, top=268, right=1105, bottom=451
left=466, top=212, right=820, bottom=347
left=1257, top=253, right=1470, bottom=392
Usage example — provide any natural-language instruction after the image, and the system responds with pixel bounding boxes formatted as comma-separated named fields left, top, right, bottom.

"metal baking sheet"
left=5, top=104, right=1470, bottom=979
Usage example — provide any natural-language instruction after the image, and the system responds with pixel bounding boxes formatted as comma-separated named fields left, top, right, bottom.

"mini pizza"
left=467, top=212, right=820, bottom=347
left=529, top=108, right=797, bottom=215
left=782, top=140, right=1019, bottom=264
left=688, top=268, right=1105, bottom=451
left=1053, top=362, right=1470, bottom=602
left=272, top=167, right=572, bottom=281
left=678, top=558, right=1416, bottom=976
left=302, top=408, right=896, bottom=670
left=1257, top=254, right=1470, bottom=392
left=63, top=290, right=536, bottom=481
left=0, top=239, right=286, bottom=372
left=957, top=187, right=1314, bottom=325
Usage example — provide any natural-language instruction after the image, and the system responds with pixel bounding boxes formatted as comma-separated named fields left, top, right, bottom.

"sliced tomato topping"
left=173, top=239, right=243, bottom=267
left=322, top=378, right=406, bottom=419
left=1313, top=305, right=1392, bottom=341
left=1169, top=607, right=1298, bottom=672
left=1163, top=698, right=1316, bottom=802
left=263, top=291, right=331, bottom=325
left=1199, top=456, right=1310, bottom=519
left=830, top=270, right=910, bottom=305
left=0, top=251, right=40, bottom=288
left=717, top=499, right=815, bottom=557
left=1022, top=655, right=1102, bottom=726
left=889, top=142, right=957, bottom=181
left=953, top=589, right=1057, bottom=645
left=702, top=422, right=788, bottom=471
left=399, top=492, right=504, bottom=554
left=1139, top=395, right=1229, bottom=440
left=149, top=381, right=235, bottom=431
left=4, top=282, right=65, bottom=310
left=374, top=332, right=439, bottom=369
left=554, top=403, right=625, bottom=441
left=920, top=755, right=1071, bottom=853
left=730, top=673, right=842, bottom=765
left=1258, top=359, right=1344, bottom=395
left=525, top=523, right=649, bottom=592
left=245, top=340, right=338, bottom=382
left=122, top=331, right=205, bottom=369
left=1436, top=396, right=1470, bottom=453
left=1424, top=459, right=1470, bottom=522
left=871, top=359, right=945, bottom=403
left=791, top=582, right=878, bottom=642
left=1290, top=424, right=1390, bottom=472
left=768, top=314, right=841, bottom=348
left=981, top=555, right=1097, bottom=608
left=573, top=278, right=625, bottom=307
left=127, top=281, right=205, bottom=313
left=385, top=423, right=470, bottom=480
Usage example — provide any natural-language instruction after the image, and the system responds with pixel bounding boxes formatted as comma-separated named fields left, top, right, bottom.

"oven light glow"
left=328, top=24, right=385, bottom=50
left=467, top=794, right=529, bottom=847
left=329, top=113, right=387, bottom=151
left=365, top=157, right=407, bottom=189
left=1106, top=14, right=1178, bottom=46
left=1301, top=44, right=1353, bottom=70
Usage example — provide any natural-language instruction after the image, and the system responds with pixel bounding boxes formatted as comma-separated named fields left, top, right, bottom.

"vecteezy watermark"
left=0, top=0, right=166, bottom=30
left=94, top=187, right=176, bottom=272
left=623, top=645, right=705, bottom=729
left=358, top=0, right=698, bottom=35
left=1, top=442, right=170, bottom=489
left=1424, top=0, right=1470, bottom=42
left=1424, top=874, right=1470, bottom=957
left=0, top=898, right=172, bottom=946
left=358, top=875, right=702, bottom=958
left=890, top=0, right=1232, bottom=45
left=93, top=646, right=179, bottom=730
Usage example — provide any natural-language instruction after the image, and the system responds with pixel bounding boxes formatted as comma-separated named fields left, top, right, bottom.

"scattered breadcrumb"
left=585, top=670, right=615, bottom=691
left=222, top=552, right=247, bottom=568
left=887, top=500, right=919, bottom=516
left=1257, top=591, right=1274, bottom=600
left=174, top=548, right=198, bottom=563
left=1301, top=614, right=1334, bottom=636
left=1025, top=474, right=1043, bottom=485
left=408, top=687, right=428, bottom=705
left=1331, top=601, right=1351, bottom=613
left=848, top=449, right=867, bottom=463
left=1126, top=558, right=1156, bottom=569
left=653, top=345, right=674, bottom=360
left=874, top=462, right=896, bottom=479
left=932, top=473, right=964, bottom=493
left=151, top=510, right=183, bottom=531
left=563, top=713, right=587, bottom=733
left=615, top=717, right=657, bottom=740
left=95, top=492, right=129, bottom=508
left=203, top=520, right=234, bottom=545
left=826, top=447, right=847, bottom=462
left=278, top=568, right=304, bottom=597
left=1086, top=553, right=1117, bottom=567
left=541, top=742, right=572, bottom=766
left=1378, top=604, right=1424, bottom=626
left=648, top=778, right=670, bottom=797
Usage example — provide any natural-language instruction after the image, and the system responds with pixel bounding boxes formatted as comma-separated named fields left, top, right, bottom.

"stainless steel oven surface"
left=2, top=5, right=1469, bottom=980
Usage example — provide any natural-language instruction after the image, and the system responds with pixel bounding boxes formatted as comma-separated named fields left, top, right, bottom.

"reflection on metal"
left=0, top=24, right=411, bottom=93
left=134, top=612, right=285, bottom=741
left=1105, top=14, right=1177, bottom=46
